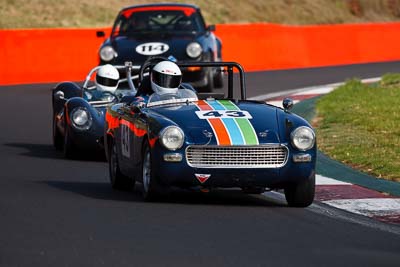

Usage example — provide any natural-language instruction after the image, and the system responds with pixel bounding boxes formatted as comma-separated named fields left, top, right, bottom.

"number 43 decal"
left=196, top=110, right=252, bottom=119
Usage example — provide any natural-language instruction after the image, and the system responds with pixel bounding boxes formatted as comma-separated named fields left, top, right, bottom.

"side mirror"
left=54, top=91, right=65, bottom=101
left=282, top=98, right=294, bottom=112
left=207, top=25, right=216, bottom=32
left=96, top=31, right=105, bottom=38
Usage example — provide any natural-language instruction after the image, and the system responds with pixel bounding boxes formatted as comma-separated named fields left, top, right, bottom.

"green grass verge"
left=315, top=74, right=400, bottom=182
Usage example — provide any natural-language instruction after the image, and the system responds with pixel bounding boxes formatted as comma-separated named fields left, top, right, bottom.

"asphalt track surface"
left=1, top=61, right=400, bottom=267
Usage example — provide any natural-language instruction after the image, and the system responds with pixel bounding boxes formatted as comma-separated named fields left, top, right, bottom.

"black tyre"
left=202, top=69, right=215, bottom=92
left=213, top=68, right=224, bottom=88
left=141, top=140, right=162, bottom=201
left=52, top=113, right=63, bottom=151
left=109, top=139, right=134, bottom=191
left=284, top=174, right=315, bottom=207
left=63, top=124, right=76, bottom=159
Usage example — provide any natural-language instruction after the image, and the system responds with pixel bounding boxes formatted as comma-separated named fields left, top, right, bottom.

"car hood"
left=111, top=32, right=198, bottom=63
left=148, top=100, right=282, bottom=145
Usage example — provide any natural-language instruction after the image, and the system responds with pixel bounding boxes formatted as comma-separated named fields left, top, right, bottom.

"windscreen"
left=147, top=89, right=198, bottom=107
left=112, top=8, right=205, bottom=37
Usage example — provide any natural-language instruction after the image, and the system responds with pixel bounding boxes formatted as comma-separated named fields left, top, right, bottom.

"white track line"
left=323, top=198, right=400, bottom=217
left=267, top=100, right=299, bottom=108
left=292, top=87, right=335, bottom=95
left=255, top=76, right=400, bottom=223
left=249, top=77, right=382, bottom=101
left=316, top=175, right=352, bottom=185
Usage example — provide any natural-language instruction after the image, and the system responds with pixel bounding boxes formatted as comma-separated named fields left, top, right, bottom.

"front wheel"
left=284, top=174, right=315, bottom=207
left=203, top=69, right=215, bottom=92
left=109, top=139, right=134, bottom=191
left=196, top=68, right=214, bottom=93
left=63, top=125, right=76, bottom=159
left=53, top=113, right=63, bottom=151
left=141, top=141, right=162, bottom=201
left=213, top=68, right=224, bottom=88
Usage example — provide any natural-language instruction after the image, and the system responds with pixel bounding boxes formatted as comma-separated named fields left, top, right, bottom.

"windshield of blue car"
left=147, top=89, right=198, bottom=107
left=112, top=9, right=205, bottom=37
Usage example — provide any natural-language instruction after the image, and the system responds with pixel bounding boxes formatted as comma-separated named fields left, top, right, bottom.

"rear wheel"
left=141, top=141, right=162, bottom=201
left=109, top=139, right=134, bottom=191
left=284, top=174, right=315, bottom=207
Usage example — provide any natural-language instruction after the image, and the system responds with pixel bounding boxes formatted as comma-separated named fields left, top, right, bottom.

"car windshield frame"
left=111, top=7, right=206, bottom=37
left=146, top=89, right=199, bottom=108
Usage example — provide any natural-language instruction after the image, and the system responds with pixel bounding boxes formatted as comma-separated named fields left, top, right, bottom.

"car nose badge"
left=195, top=174, right=211, bottom=184
left=258, top=130, right=268, bottom=138
left=203, top=130, right=213, bottom=138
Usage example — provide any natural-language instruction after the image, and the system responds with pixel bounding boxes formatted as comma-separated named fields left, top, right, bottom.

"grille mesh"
left=186, top=145, right=288, bottom=168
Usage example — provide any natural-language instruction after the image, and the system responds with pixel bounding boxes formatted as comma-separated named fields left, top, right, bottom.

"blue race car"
left=96, top=3, right=223, bottom=92
left=104, top=60, right=316, bottom=207
left=52, top=63, right=139, bottom=158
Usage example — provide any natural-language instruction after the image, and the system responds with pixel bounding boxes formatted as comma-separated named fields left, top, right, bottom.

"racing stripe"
left=217, top=100, right=259, bottom=145
left=235, top=119, right=259, bottom=145
left=207, top=100, right=245, bottom=145
left=196, top=100, right=231, bottom=145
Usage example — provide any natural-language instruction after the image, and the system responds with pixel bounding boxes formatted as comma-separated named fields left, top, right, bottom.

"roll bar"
left=82, top=63, right=141, bottom=94
left=84, top=61, right=247, bottom=100
left=177, top=61, right=247, bottom=100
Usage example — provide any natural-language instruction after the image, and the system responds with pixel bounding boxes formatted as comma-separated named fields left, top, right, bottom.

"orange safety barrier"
left=2, top=23, right=400, bottom=85
left=215, top=23, right=400, bottom=72
left=0, top=28, right=111, bottom=85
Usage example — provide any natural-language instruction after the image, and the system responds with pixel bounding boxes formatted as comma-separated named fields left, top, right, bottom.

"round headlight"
left=160, top=126, right=184, bottom=151
left=186, top=42, right=202, bottom=58
left=291, top=126, right=315, bottom=151
left=71, top=107, right=92, bottom=130
left=100, top=46, right=117, bottom=62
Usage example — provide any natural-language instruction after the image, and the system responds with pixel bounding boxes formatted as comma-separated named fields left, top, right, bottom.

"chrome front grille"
left=186, top=145, right=288, bottom=168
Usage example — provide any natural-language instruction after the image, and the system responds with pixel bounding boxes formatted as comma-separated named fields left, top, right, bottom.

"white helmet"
left=96, top=64, right=120, bottom=93
left=151, top=61, right=182, bottom=95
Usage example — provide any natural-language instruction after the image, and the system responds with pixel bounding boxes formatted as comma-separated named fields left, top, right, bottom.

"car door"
left=118, top=104, right=137, bottom=174
left=105, top=103, right=131, bottom=177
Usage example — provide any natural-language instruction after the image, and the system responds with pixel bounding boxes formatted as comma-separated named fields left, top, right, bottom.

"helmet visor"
left=96, top=75, right=119, bottom=87
left=152, top=71, right=182, bottom=89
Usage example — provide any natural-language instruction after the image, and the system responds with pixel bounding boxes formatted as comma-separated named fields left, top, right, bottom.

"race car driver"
left=132, top=60, right=184, bottom=105
left=85, top=64, right=120, bottom=101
